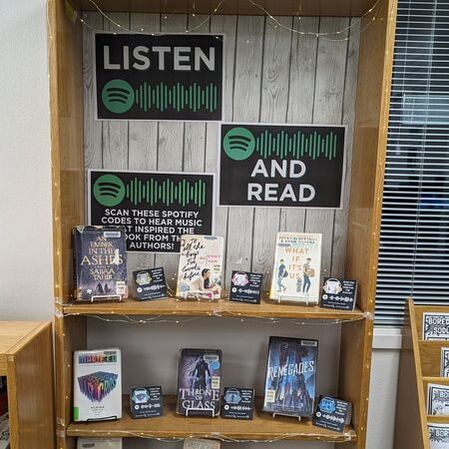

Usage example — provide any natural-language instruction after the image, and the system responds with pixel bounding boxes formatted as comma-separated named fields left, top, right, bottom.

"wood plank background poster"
left=83, top=12, right=360, bottom=289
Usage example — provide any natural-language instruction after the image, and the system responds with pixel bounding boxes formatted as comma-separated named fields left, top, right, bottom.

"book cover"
left=77, top=438, right=123, bottom=449
left=177, top=348, right=222, bottom=417
left=429, top=423, right=449, bottom=449
left=73, top=226, right=128, bottom=301
left=423, top=313, right=449, bottom=341
left=263, top=336, right=318, bottom=418
left=176, top=235, right=224, bottom=300
left=428, top=384, right=449, bottom=416
left=442, top=348, right=449, bottom=377
left=73, top=349, right=122, bottom=422
left=269, top=233, right=322, bottom=305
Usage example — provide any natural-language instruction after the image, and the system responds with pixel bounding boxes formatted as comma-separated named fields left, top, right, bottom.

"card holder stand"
left=86, top=414, right=119, bottom=422
left=89, top=294, right=122, bottom=302
left=178, top=290, right=217, bottom=301
left=273, top=294, right=314, bottom=307
left=272, top=412, right=302, bottom=422
left=185, top=407, right=215, bottom=418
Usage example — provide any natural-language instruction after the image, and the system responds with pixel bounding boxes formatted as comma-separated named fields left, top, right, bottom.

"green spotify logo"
left=101, top=79, right=135, bottom=114
left=223, top=127, right=256, bottom=161
left=93, top=174, right=126, bottom=207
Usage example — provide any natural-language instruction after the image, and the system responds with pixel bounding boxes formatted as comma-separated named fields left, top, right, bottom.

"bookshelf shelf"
left=62, top=297, right=366, bottom=321
left=0, top=321, right=54, bottom=449
left=67, top=395, right=357, bottom=443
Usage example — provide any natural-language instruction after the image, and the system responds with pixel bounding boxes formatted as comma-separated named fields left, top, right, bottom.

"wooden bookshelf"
left=47, top=0, right=398, bottom=447
left=62, top=296, right=366, bottom=321
left=67, top=395, right=357, bottom=442
left=0, top=321, right=54, bottom=449
left=394, top=299, right=449, bottom=449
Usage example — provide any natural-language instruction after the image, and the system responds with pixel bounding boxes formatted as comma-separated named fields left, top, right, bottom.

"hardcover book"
left=177, top=348, right=222, bottom=417
left=442, top=348, right=449, bottom=377
left=428, top=384, right=449, bottom=416
left=73, top=348, right=122, bottom=422
left=73, top=226, right=128, bottom=301
left=429, top=423, right=449, bottom=449
left=77, top=438, right=123, bottom=449
left=263, top=336, right=318, bottom=418
left=269, top=233, right=322, bottom=305
left=176, top=235, right=224, bottom=300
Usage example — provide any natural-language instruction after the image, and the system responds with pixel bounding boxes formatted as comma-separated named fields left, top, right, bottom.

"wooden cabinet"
left=0, top=321, right=54, bottom=449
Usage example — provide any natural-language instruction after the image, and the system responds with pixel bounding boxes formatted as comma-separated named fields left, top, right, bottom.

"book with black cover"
left=73, top=226, right=128, bottom=301
left=177, top=348, right=222, bottom=417
left=263, top=336, right=318, bottom=418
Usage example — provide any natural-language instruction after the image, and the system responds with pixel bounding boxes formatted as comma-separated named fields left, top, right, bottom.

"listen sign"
left=219, top=123, right=346, bottom=208
left=95, top=33, right=224, bottom=121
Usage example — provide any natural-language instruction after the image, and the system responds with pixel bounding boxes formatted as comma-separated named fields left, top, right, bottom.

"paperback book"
left=428, top=384, right=449, bottom=416
left=176, top=235, right=224, bottom=300
left=73, top=348, right=122, bottom=422
left=177, top=348, right=222, bottom=417
left=0, top=412, right=8, bottom=449
left=73, top=226, right=128, bottom=301
left=429, top=423, right=449, bottom=449
left=269, top=233, right=322, bottom=305
left=442, top=348, right=449, bottom=377
left=423, top=313, right=449, bottom=341
left=263, top=336, right=318, bottom=418
left=77, top=438, right=123, bottom=449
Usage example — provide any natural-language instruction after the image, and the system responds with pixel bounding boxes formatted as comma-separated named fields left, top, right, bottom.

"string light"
left=75, top=0, right=380, bottom=42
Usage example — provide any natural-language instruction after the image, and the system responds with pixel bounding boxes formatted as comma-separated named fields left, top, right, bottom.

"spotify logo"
left=93, top=174, right=126, bottom=207
left=223, top=127, right=256, bottom=161
left=101, top=79, right=135, bottom=114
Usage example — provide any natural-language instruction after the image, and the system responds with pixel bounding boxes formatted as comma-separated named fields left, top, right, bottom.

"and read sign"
left=95, top=33, right=223, bottom=121
left=88, top=170, right=214, bottom=253
left=219, top=123, right=346, bottom=208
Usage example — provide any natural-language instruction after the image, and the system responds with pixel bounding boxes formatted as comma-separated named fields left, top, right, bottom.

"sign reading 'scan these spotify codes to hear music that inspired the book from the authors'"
left=88, top=170, right=214, bottom=253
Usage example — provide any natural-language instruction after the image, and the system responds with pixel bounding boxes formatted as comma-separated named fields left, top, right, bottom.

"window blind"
left=375, top=0, right=449, bottom=325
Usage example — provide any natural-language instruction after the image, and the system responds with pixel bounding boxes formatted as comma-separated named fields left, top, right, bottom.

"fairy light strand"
left=75, top=0, right=380, bottom=42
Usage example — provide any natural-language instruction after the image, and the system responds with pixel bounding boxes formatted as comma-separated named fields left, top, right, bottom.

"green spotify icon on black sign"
left=93, top=174, right=126, bottom=207
left=102, top=80, right=135, bottom=114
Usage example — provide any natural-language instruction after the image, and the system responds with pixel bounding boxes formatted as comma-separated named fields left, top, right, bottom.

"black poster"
left=89, top=170, right=214, bottom=253
left=95, top=33, right=223, bottom=121
left=219, top=123, right=345, bottom=208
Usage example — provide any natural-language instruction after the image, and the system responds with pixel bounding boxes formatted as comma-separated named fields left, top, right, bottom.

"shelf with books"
left=61, top=296, right=367, bottom=321
left=66, top=395, right=357, bottom=443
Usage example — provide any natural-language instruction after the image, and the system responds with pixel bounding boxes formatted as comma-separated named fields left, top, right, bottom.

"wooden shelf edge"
left=61, top=297, right=366, bottom=321
left=66, top=396, right=357, bottom=443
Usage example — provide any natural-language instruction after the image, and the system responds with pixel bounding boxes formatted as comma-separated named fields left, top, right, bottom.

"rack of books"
left=0, top=322, right=54, bottom=449
left=48, top=0, right=398, bottom=448
left=395, top=300, right=449, bottom=449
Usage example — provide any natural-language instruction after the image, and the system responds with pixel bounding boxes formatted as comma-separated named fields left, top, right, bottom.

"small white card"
left=423, top=313, right=449, bottom=341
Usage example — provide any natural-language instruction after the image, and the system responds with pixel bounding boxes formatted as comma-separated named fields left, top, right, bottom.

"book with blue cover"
left=263, top=336, right=318, bottom=418
left=73, top=226, right=128, bottom=301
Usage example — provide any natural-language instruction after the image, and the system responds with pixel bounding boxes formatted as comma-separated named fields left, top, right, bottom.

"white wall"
left=0, top=2, right=401, bottom=449
left=0, top=0, right=53, bottom=321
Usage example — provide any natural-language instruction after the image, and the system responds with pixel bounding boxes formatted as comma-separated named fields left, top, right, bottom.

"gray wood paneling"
left=83, top=13, right=359, bottom=286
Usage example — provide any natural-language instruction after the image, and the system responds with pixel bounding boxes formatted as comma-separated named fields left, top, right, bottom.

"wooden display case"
left=48, top=0, right=398, bottom=447
left=0, top=321, right=54, bottom=449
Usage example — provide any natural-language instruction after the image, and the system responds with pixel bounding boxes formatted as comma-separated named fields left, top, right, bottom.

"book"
left=0, top=378, right=6, bottom=418
left=423, top=313, right=449, bottom=341
left=428, top=384, right=449, bottom=416
left=177, top=348, right=222, bottom=417
left=0, top=413, right=8, bottom=449
left=442, top=348, right=449, bottom=377
left=73, top=349, right=122, bottom=422
left=183, top=439, right=221, bottom=449
left=263, top=336, right=318, bottom=418
left=429, top=423, right=449, bottom=449
left=176, top=235, right=224, bottom=300
left=269, top=233, right=322, bottom=305
left=77, top=438, right=123, bottom=449
left=73, top=226, right=128, bottom=301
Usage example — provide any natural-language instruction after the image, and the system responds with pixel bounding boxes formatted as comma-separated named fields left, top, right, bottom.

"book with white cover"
left=176, top=235, right=224, bottom=300
left=428, top=384, right=449, bottom=416
left=270, top=233, right=322, bottom=305
left=429, top=423, right=449, bottom=449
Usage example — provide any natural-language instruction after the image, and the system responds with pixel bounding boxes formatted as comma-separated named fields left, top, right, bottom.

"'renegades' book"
left=177, top=348, right=222, bottom=417
left=263, top=336, right=318, bottom=418
left=73, top=226, right=128, bottom=301
left=269, top=233, right=322, bottom=305
left=77, top=438, right=123, bottom=449
left=176, top=235, right=224, bottom=300
left=73, top=348, right=122, bottom=422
